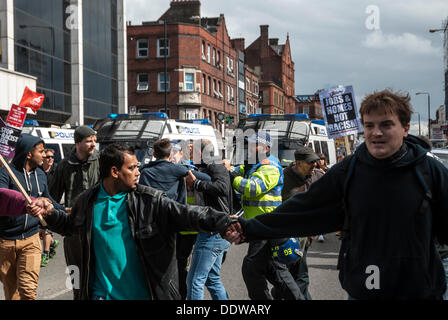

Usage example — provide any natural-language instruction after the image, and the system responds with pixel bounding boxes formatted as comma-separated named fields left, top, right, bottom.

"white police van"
left=21, top=124, right=75, bottom=164
left=93, top=113, right=220, bottom=165
left=231, top=114, right=337, bottom=167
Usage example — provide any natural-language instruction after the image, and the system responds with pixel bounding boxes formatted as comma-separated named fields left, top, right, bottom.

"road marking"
left=40, top=288, right=72, bottom=300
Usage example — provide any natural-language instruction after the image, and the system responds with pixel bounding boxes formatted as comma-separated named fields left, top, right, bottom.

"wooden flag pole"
left=0, top=154, right=47, bottom=226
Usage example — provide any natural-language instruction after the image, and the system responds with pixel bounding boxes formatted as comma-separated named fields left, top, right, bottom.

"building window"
left=227, top=57, right=234, bottom=74
left=207, top=77, right=211, bottom=95
left=137, top=74, right=149, bottom=91
left=217, top=51, right=221, bottom=68
left=202, top=41, right=206, bottom=60
left=217, top=81, right=222, bottom=99
left=246, top=77, right=251, bottom=93
left=202, top=74, right=206, bottom=93
left=303, top=106, right=310, bottom=114
left=254, top=82, right=259, bottom=94
left=207, top=44, right=211, bottom=64
left=185, top=73, right=194, bottom=91
left=227, top=85, right=234, bottom=103
left=157, top=38, right=170, bottom=57
left=212, top=48, right=216, bottom=65
left=213, top=79, right=217, bottom=97
left=137, top=39, right=149, bottom=58
left=158, top=73, right=170, bottom=92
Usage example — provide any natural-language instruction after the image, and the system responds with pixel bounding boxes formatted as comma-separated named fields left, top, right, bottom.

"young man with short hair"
left=49, top=125, right=100, bottom=209
left=236, top=89, right=448, bottom=299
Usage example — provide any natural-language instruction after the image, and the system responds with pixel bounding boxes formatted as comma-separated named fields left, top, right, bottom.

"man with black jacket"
left=234, top=89, right=448, bottom=300
left=184, top=139, right=232, bottom=300
left=27, top=143, right=239, bottom=300
left=139, top=138, right=210, bottom=300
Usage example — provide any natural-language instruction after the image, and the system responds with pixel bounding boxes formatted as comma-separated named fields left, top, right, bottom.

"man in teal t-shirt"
left=26, top=143, right=241, bottom=300
left=89, top=183, right=149, bottom=300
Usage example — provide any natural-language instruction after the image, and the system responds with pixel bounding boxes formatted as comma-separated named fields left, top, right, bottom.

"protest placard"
left=0, top=119, right=21, bottom=159
left=6, top=104, right=27, bottom=129
left=318, top=85, right=362, bottom=139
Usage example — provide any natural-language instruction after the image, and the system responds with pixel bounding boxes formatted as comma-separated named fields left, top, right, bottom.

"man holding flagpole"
left=0, top=134, right=64, bottom=300
left=0, top=87, right=58, bottom=300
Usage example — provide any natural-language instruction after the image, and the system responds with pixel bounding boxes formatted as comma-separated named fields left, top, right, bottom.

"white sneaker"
left=318, top=235, right=324, bottom=242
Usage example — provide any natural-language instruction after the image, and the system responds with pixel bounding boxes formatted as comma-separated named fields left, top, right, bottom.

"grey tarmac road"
left=0, top=232, right=347, bottom=300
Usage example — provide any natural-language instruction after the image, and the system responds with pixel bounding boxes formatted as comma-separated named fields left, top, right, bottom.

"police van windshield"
left=96, top=119, right=165, bottom=142
left=241, top=119, right=308, bottom=140
left=235, top=117, right=310, bottom=167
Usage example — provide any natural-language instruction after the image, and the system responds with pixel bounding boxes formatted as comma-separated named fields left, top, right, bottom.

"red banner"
left=19, top=86, right=44, bottom=113
left=6, top=104, right=27, bottom=129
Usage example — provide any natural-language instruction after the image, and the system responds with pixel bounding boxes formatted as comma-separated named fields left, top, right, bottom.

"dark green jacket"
left=49, top=148, right=100, bottom=207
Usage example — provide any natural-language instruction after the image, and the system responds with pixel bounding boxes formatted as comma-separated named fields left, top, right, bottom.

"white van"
left=93, top=113, right=220, bottom=165
left=21, top=126, right=75, bottom=164
left=231, top=114, right=337, bottom=168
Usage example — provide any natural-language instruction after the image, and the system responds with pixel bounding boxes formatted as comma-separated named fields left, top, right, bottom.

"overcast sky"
left=125, top=0, right=448, bottom=135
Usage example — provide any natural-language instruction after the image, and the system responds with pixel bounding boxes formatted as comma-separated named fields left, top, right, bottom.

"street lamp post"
left=416, top=92, right=431, bottom=139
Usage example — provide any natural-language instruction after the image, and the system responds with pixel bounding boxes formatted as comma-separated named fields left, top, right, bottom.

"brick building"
left=244, top=65, right=260, bottom=115
left=244, top=25, right=295, bottom=114
left=295, top=94, right=324, bottom=120
left=127, top=0, right=238, bottom=133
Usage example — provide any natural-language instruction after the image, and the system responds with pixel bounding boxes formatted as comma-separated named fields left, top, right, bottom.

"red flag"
left=19, top=86, right=44, bottom=113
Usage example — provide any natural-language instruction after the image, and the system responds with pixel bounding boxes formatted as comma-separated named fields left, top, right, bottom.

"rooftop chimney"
left=269, top=38, right=278, bottom=46
left=260, top=25, right=269, bottom=40
left=159, top=0, right=201, bottom=24
left=231, top=38, right=245, bottom=52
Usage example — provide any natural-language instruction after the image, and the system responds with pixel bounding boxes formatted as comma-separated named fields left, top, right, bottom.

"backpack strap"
left=340, top=154, right=357, bottom=241
left=414, top=157, right=433, bottom=215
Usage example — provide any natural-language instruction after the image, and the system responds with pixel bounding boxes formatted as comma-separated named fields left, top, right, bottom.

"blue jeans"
left=443, top=258, right=448, bottom=300
left=186, top=232, right=230, bottom=300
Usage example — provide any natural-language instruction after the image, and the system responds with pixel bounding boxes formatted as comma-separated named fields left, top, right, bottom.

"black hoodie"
left=0, top=134, right=63, bottom=240
left=239, top=135, right=448, bottom=299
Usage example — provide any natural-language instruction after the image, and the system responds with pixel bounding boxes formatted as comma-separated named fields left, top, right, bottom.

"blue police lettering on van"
left=180, top=126, right=200, bottom=135
left=51, top=131, right=75, bottom=139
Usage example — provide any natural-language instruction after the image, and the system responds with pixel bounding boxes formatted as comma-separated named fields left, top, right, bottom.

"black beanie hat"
left=74, top=125, right=96, bottom=143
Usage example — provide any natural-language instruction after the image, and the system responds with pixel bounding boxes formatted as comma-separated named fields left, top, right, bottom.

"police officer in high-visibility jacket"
left=230, top=131, right=304, bottom=300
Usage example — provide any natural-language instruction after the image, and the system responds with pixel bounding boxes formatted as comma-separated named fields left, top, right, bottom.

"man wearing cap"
left=282, top=146, right=322, bottom=200
left=230, top=131, right=303, bottom=300
left=49, top=125, right=100, bottom=291
left=272, top=146, right=323, bottom=300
